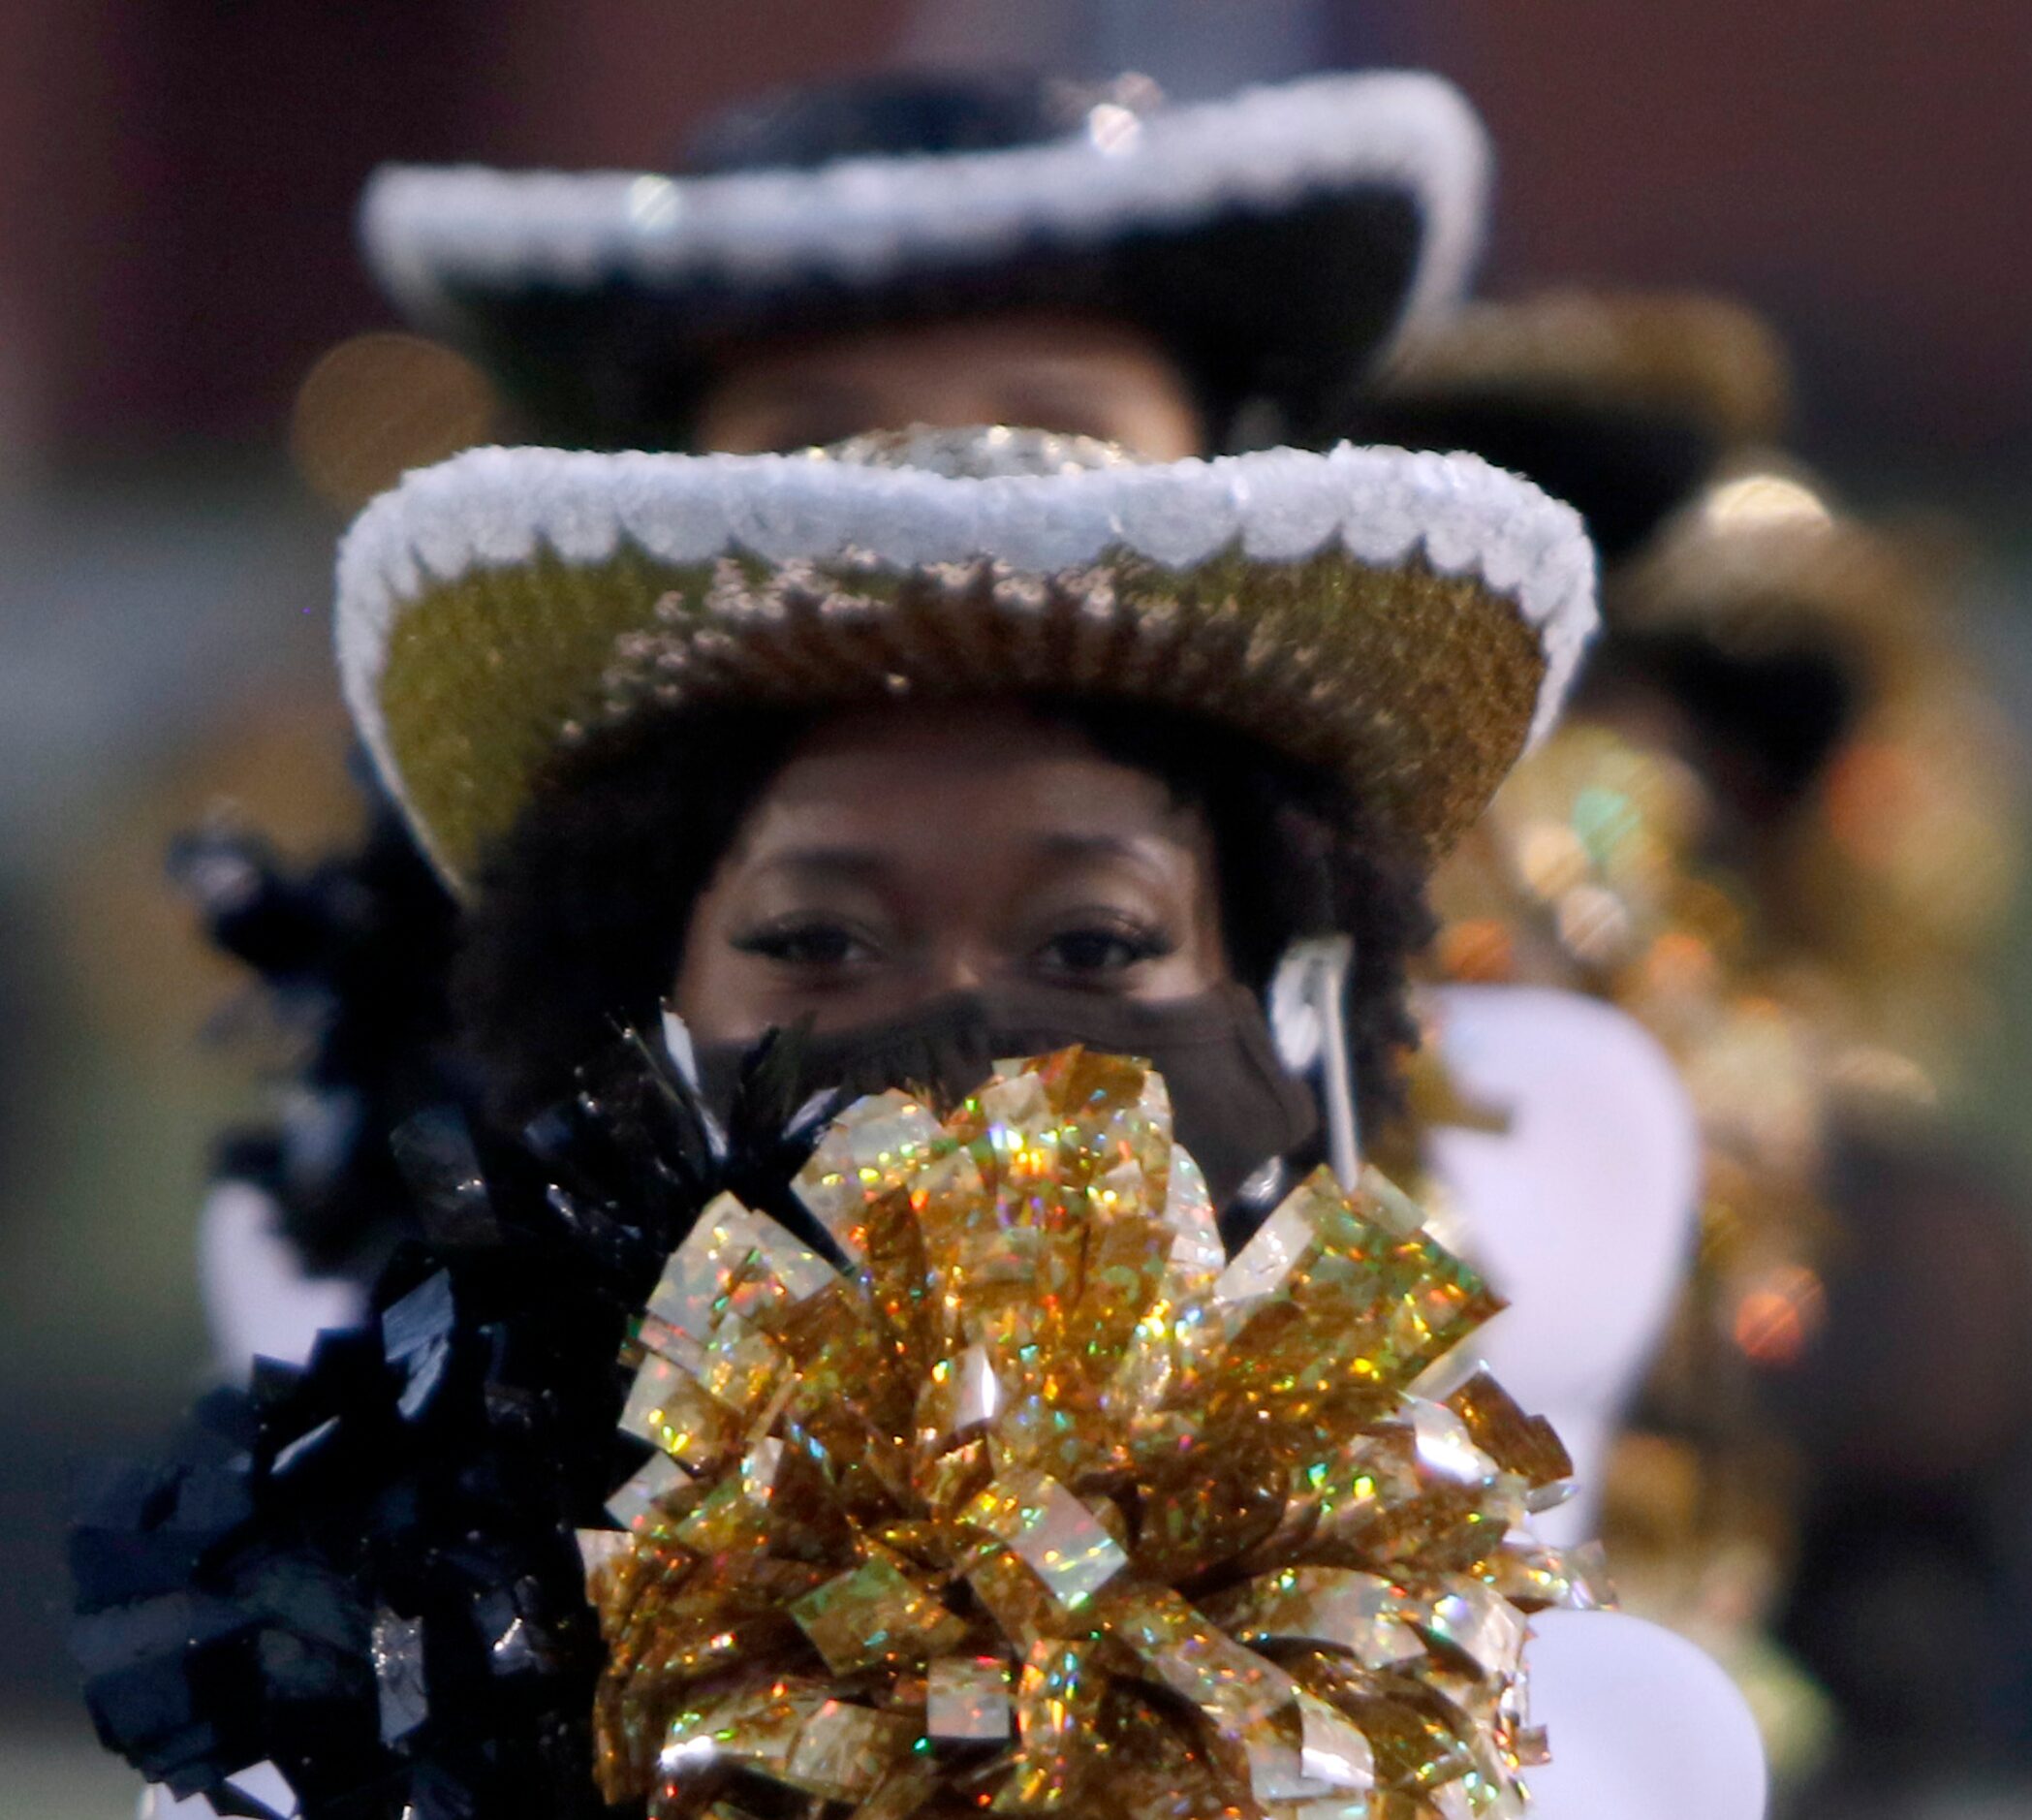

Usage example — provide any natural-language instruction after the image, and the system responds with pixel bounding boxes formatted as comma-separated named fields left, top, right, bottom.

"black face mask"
left=691, top=982, right=1320, bottom=1215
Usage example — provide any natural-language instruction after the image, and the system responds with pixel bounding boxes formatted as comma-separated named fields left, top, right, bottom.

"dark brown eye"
left=1034, top=923, right=1173, bottom=976
left=732, top=921, right=877, bottom=968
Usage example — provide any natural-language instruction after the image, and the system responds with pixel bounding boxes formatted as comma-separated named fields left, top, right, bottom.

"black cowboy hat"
left=360, top=69, right=1489, bottom=453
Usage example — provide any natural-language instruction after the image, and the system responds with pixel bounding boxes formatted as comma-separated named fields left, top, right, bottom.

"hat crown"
left=678, top=71, right=1153, bottom=176
left=824, top=424, right=1140, bottom=479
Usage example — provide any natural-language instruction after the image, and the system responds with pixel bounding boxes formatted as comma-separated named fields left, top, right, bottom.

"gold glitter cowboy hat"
left=335, top=427, right=1597, bottom=892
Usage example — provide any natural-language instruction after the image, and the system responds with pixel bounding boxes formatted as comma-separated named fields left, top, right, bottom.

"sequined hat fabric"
left=358, top=70, right=1490, bottom=450
left=334, top=428, right=1597, bottom=890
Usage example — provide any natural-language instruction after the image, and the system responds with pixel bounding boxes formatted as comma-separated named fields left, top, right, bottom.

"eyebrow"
left=1032, top=832, right=1186, bottom=867
left=746, top=846, right=892, bottom=883
left=747, top=832, right=1186, bottom=878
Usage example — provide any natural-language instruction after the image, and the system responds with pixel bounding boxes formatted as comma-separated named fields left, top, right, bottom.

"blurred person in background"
left=1358, top=295, right=2032, bottom=1803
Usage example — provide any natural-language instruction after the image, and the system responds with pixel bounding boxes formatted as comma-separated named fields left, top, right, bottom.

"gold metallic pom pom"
left=585, top=1049, right=1605, bottom=1820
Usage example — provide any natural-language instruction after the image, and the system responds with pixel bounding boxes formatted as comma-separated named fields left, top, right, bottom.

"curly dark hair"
left=452, top=697, right=1433, bottom=1138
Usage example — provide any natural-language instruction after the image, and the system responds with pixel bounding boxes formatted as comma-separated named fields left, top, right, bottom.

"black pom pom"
left=74, top=1025, right=823, bottom=1818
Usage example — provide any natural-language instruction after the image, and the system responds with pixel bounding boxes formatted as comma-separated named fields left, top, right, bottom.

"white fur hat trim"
left=360, top=71, right=1488, bottom=347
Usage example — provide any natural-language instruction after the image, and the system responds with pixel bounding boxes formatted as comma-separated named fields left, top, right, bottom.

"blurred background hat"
left=1352, top=291, right=1792, bottom=563
left=360, top=69, right=1490, bottom=453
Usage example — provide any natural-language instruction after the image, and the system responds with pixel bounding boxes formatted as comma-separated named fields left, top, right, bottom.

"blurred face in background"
left=692, top=308, right=1206, bottom=458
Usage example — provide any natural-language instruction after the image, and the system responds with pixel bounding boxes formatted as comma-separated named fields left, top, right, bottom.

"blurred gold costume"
left=1388, top=294, right=2022, bottom=1781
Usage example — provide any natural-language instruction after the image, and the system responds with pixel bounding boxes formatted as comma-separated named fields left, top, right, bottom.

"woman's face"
left=672, top=701, right=1231, bottom=1041
left=690, top=309, right=1205, bottom=460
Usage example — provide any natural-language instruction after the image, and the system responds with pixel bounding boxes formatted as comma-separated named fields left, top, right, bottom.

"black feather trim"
left=177, top=773, right=467, bottom=1280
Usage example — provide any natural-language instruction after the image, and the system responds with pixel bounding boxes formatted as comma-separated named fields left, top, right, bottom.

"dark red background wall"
left=3, top=0, right=2025, bottom=463
left=1391, top=3, right=2032, bottom=460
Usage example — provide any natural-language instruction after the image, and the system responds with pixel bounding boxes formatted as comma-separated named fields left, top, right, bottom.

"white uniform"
left=1424, top=984, right=1702, bottom=1545
left=1426, top=983, right=1765, bottom=1815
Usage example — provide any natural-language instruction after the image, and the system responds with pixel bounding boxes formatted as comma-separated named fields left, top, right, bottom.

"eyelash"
left=729, top=914, right=1175, bottom=976
left=730, top=918, right=880, bottom=969
left=1032, top=914, right=1176, bottom=976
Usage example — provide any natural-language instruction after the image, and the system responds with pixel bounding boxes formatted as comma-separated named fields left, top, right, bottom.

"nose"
left=925, top=939, right=988, bottom=996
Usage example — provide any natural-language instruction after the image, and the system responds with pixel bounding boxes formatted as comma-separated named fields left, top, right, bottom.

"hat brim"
left=337, top=443, right=1595, bottom=892
left=1354, top=293, right=1790, bottom=562
left=360, top=72, right=1488, bottom=448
